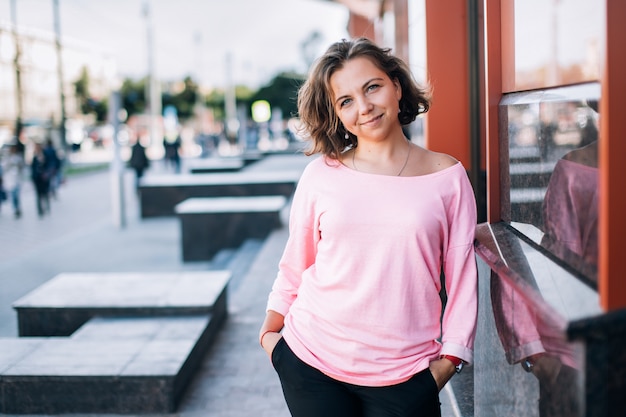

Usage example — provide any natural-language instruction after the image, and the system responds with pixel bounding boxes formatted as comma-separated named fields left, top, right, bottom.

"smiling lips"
left=360, top=114, right=383, bottom=126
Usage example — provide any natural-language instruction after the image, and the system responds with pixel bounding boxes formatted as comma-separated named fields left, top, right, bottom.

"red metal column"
left=423, top=0, right=470, bottom=168
left=483, top=0, right=514, bottom=222
left=600, top=0, right=626, bottom=310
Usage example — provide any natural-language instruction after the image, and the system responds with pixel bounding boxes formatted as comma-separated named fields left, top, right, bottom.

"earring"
left=345, top=132, right=349, bottom=140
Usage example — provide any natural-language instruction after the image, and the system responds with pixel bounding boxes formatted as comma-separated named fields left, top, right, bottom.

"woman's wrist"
left=259, top=330, right=275, bottom=347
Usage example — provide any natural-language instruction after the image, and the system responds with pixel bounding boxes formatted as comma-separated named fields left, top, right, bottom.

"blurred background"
left=0, top=0, right=605, bottom=170
left=0, top=0, right=352, bottom=165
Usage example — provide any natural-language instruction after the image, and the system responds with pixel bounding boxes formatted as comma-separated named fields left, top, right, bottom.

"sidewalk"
left=0, top=151, right=463, bottom=417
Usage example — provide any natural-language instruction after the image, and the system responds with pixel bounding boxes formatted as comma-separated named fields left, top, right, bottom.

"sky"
left=0, top=0, right=350, bottom=89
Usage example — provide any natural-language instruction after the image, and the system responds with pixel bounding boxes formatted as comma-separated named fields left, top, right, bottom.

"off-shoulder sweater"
left=267, top=156, right=478, bottom=387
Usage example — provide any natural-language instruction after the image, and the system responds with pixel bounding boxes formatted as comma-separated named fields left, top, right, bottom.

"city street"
left=0, top=153, right=292, bottom=416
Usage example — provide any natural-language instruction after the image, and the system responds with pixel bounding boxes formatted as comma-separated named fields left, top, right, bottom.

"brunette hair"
left=297, top=37, right=430, bottom=159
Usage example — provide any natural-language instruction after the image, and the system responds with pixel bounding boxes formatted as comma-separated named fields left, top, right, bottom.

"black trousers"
left=271, top=338, right=441, bottom=417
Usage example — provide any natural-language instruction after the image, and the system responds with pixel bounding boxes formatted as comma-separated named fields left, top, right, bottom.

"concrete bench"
left=139, top=169, right=301, bottom=218
left=185, top=157, right=245, bottom=174
left=12, top=270, right=231, bottom=337
left=175, top=195, right=287, bottom=262
left=0, top=315, right=217, bottom=414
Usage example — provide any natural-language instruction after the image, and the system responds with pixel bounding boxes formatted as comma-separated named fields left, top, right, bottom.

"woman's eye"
left=367, top=84, right=380, bottom=92
left=340, top=98, right=352, bottom=107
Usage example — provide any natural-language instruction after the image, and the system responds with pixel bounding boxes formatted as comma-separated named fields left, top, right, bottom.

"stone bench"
left=175, top=195, right=287, bottom=262
left=185, top=157, right=245, bottom=174
left=138, top=170, right=301, bottom=218
left=0, top=315, right=217, bottom=414
left=12, top=270, right=231, bottom=337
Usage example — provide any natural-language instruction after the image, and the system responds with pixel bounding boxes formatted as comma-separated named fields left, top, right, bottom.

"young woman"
left=259, top=37, right=478, bottom=417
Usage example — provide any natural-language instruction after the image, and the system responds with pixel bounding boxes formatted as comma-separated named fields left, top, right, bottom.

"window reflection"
left=502, top=83, right=599, bottom=284
left=541, top=102, right=598, bottom=273
left=475, top=222, right=600, bottom=417
left=491, top=273, right=583, bottom=417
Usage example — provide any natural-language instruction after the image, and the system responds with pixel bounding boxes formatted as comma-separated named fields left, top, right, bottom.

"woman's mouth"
left=360, top=114, right=383, bottom=126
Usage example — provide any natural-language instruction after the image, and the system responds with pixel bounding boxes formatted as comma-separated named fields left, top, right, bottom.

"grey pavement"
left=0, top=150, right=463, bottom=417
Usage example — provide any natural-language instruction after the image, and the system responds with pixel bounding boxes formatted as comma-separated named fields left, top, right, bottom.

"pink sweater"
left=267, top=156, right=478, bottom=386
left=542, top=158, right=599, bottom=266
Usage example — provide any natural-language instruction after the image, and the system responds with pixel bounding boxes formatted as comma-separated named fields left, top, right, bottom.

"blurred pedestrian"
left=129, top=136, right=150, bottom=191
left=259, top=38, right=478, bottom=417
left=43, top=139, right=62, bottom=198
left=163, top=133, right=181, bottom=173
left=0, top=152, right=5, bottom=210
left=1, top=143, right=26, bottom=218
left=30, top=142, right=52, bottom=217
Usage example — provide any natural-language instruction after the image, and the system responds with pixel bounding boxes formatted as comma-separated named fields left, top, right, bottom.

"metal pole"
left=52, top=0, right=67, bottom=151
left=109, top=89, right=126, bottom=229
left=143, top=0, right=161, bottom=154
left=224, top=53, right=238, bottom=150
left=10, top=0, right=24, bottom=142
left=194, top=30, right=203, bottom=108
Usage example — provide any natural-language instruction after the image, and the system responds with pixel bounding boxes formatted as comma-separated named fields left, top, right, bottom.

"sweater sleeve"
left=266, top=163, right=320, bottom=316
left=439, top=169, right=478, bottom=364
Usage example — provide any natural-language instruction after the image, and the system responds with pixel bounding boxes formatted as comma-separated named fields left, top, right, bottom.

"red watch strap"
left=440, top=355, right=463, bottom=366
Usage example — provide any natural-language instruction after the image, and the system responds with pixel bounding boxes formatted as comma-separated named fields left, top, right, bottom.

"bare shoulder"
left=429, top=150, right=459, bottom=170
left=411, top=146, right=458, bottom=175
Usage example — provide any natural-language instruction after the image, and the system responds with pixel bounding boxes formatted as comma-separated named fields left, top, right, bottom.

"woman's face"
left=330, top=57, right=401, bottom=142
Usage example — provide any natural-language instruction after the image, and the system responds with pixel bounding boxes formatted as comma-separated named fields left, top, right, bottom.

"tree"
left=74, top=67, right=90, bottom=112
left=205, top=89, right=225, bottom=121
left=250, top=72, right=306, bottom=120
left=203, top=84, right=255, bottom=123
left=162, top=76, right=198, bottom=120
left=120, top=78, right=147, bottom=118
left=73, top=66, right=108, bottom=122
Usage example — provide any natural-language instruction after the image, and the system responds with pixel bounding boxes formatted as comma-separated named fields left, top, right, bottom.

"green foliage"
left=202, top=85, right=256, bottom=122
left=120, top=78, right=147, bottom=117
left=162, top=76, right=198, bottom=120
left=250, top=72, right=306, bottom=119
left=73, top=66, right=109, bottom=122
left=235, top=85, right=255, bottom=101
left=74, top=67, right=89, bottom=104
left=204, top=89, right=225, bottom=120
left=85, top=70, right=305, bottom=126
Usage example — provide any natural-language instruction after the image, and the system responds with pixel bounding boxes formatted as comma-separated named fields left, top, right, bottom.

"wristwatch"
left=522, top=358, right=534, bottom=373
left=521, top=353, right=545, bottom=372
left=441, top=354, right=464, bottom=374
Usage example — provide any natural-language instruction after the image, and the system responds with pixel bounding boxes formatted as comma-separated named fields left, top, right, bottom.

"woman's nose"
left=356, top=96, right=373, bottom=114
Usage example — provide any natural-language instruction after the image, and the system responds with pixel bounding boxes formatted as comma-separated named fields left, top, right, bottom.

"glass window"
left=509, top=0, right=604, bottom=91
left=500, top=82, right=599, bottom=286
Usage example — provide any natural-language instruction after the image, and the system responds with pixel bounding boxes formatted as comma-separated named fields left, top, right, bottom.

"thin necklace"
left=352, top=141, right=412, bottom=176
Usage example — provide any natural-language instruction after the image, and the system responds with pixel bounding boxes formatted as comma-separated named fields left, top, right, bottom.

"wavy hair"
left=297, top=37, right=430, bottom=159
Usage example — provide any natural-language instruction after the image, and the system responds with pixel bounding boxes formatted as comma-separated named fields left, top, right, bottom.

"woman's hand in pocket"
left=429, top=358, right=457, bottom=391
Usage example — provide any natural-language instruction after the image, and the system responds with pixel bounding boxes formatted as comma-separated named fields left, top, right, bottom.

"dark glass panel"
left=500, top=83, right=599, bottom=285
